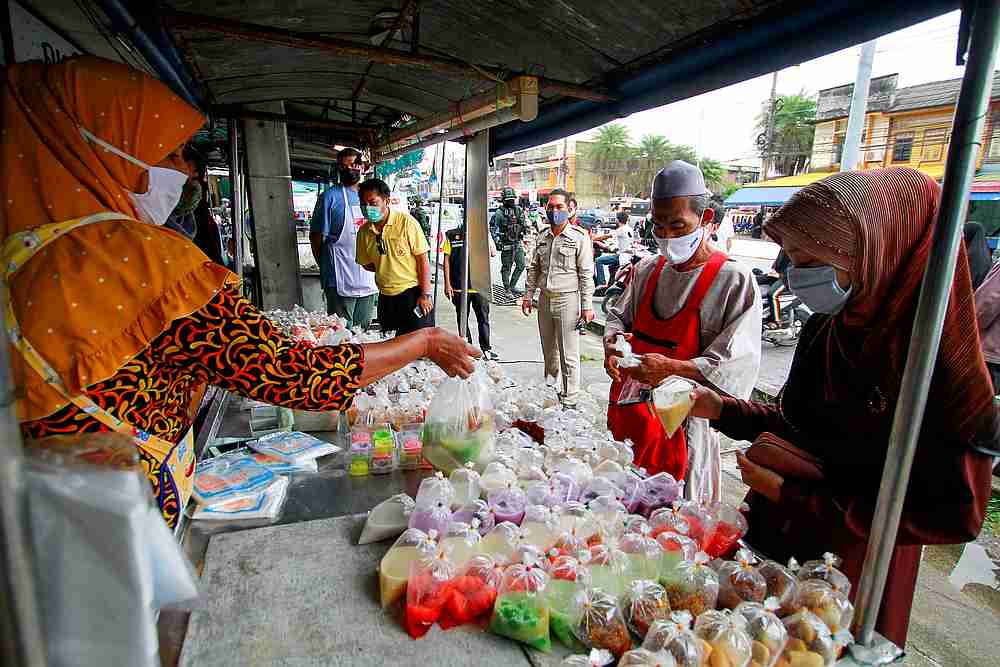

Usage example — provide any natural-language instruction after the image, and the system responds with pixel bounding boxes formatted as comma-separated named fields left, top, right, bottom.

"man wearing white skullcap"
left=603, top=161, right=761, bottom=503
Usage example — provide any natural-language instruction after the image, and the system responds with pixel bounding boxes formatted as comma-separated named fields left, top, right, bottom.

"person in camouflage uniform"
left=409, top=197, right=432, bottom=242
left=490, top=186, right=528, bottom=295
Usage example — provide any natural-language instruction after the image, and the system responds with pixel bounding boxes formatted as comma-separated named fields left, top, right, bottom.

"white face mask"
left=655, top=227, right=704, bottom=265
left=79, top=127, right=188, bottom=226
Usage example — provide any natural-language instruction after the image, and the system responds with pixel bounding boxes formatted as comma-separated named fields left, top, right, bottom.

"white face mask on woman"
left=79, top=127, right=188, bottom=226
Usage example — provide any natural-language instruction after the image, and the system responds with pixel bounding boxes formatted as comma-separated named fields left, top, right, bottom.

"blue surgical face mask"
left=363, top=205, right=384, bottom=223
left=786, top=264, right=852, bottom=314
left=547, top=209, right=569, bottom=226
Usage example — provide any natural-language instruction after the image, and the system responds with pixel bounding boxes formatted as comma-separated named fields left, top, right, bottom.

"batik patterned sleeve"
left=151, top=287, right=365, bottom=411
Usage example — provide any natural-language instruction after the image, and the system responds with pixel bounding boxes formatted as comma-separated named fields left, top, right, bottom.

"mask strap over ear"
left=78, top=126, right=153, bottom=171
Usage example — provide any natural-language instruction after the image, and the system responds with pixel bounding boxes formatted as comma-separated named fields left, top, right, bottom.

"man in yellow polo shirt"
left=356, top=178, right=435, bottom=335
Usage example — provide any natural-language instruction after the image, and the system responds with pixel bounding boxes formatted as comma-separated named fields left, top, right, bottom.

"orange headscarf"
left=765, top=168, right=994, bottom=443
left=1, top=56, right=236, bottom=422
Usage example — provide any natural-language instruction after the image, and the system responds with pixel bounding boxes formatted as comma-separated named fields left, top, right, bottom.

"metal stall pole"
left=850, top=0, right=1000, bottom=656
left=228, top=118, right=245, bottom=286
left=432, top=142, right=447, bottom=310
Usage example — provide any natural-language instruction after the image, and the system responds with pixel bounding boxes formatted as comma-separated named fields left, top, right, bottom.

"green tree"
left=585, top=123, right=634, bottom=199
left=755, top=91, right=816, bottom=177
left=698, top=157, right=726, bottom=190
left=626, top=134, right=701, bottom=195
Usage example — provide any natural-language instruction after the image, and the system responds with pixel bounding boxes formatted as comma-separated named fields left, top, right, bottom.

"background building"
left=489, top=139, right=606, bottom=208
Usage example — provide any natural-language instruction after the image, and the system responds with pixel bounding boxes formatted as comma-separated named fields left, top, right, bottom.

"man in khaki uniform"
left=522, top=188, right=595, bottom=407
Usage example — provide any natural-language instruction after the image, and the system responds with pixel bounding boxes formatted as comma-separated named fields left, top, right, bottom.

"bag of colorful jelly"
left=489, top=560, right=552, bottom=652
left=449, top=461, right=482, bottom=508
left=649, top=501, right=715, bottom=551
left=572, top=587, right=633, bottom=659
left=693, top=609, right=753, bottom=667
left=585, top=544, right=632, bottom=598
left=546, top=555, right=591, bottom=651
left=488, top=481, right=528, bottom=525
left=717, top=548, right=767, bottom=610
left=623, top=579, right=672, bottom=639
left=641, top=611, right=706, bottom=667
left=703, top=501, right=747, bottom=559
left=655, top=531, right=698, bottom=586
left=439, top=553, right=503, bottom=629
left=405, top=546, right=456, bottom=639
left=661, top=552, right=718, bottom=618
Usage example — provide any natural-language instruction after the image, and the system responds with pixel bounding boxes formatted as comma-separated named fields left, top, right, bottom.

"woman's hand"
left=736, top=452, right=784, bottom=503
left=689, top=386, right=723, bottom=420
left=424, top=328, right=480, bottom=378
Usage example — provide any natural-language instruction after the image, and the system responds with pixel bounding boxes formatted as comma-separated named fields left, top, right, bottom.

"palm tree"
left=698, top=157, right=726, bottom=190
left=756, top=91, right=817, bottom=176
left=586, top=123, right=634, bottom=199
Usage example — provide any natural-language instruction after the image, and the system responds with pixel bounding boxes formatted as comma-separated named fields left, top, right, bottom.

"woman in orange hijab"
left=2, top=56, right=478, bottom=528
left=688, top=168, right=998, bottom=645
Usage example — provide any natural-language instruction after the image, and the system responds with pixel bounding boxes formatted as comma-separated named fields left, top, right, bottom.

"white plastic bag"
left=422, top=373, right=496, bottom=472
left=358, top=493, right=415, bottom=544
left=191, top=476, right=290, bottom=521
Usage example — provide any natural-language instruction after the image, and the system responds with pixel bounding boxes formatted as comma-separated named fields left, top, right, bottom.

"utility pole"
left=841, top=40, right=877, bottom=172
left=762, top=71, right=778, bottom=181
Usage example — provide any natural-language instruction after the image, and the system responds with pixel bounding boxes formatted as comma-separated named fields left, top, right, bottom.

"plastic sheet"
left=26, top=457, right=198, bottom=667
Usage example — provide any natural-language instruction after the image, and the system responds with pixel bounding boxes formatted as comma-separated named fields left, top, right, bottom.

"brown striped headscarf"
left=765, top=167, right=994, bottom=442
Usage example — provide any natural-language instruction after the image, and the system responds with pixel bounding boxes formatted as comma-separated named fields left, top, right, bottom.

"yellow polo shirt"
left=356, top=210, right=430, bottom=296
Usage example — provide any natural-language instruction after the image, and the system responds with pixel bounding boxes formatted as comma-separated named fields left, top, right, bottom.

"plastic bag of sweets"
left=623, top=579, right=672, bottom=639
left=480, top=461, right=517, bottom=496
left=663, top=552, right=719, bottom=617
left=580, top=477, right=621, bottom=505
left=642, top=612, right=708, bottom=667
left=488, top=481, right=528, bottom=525
left=756, top=560, right=799, bottom=617
left=734, top=599, right=788, bottom=667
left=586, top=545, right=632, bottom=598
left=379, top=528, right=437, bottom=608
left=649, top=502, right=716, bottom=550
left=561, top=648, right=615, bottom=666
left=656, top=532, right=699, bottom=587
left=440, top=553, right=503, bottom=629
left=621, top=528, right=663, bottom=581
left=405, top=546, right=457, bottom=639
left=521, top=505, right=559, bottom=552
left=637, top=473, right=684, bottom=517
left=572, top=587, right=633, bottom=659
left=442, top=520, right=483, bottom=569
left=620, top=648, right=679, bottom=667
left=451, top=499, right=496, bottom=535
left=793, top=580, right=853, bottom=636
left=546, top=555, right=591, bottom=651
left=422, top=375, right=496, bottom=473
left=694, top=609, right=753, bottom=667
left=489, top=560, right=552, bottom=652
left=778, top=611, right=837, bottom=667
left=415, top=471, right=455, bottom=508
left=589, top=495, right=627, bottom=533
left=796, top=553, right=851, bottom=598
left=703, top=502, right=748, bottom=559
left=480, top=521, right=525, bottom=561
left=717, top=549, right=767, bottom=610
left=449, top=461, right=481, bottom=508
left=408, top=498, right=452, bottom=537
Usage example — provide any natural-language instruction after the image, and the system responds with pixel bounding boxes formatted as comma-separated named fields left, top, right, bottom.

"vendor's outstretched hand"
left=425, top=328, right=480, bottom=378
left=689, top=386, right=723, bottom=420
left=622, top=352, right=679, bottom=386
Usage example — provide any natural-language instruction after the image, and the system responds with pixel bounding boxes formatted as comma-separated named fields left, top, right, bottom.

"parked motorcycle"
left=599, top=248, right=654, bottom=316
left=754, top=269, right=811, bottom=346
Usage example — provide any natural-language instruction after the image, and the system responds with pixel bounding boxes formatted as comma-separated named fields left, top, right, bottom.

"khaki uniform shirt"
left=525, top=224, right=595, bottom=303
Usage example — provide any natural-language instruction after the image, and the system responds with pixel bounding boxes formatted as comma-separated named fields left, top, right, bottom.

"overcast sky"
left=571, top=9, right=985, bottom=165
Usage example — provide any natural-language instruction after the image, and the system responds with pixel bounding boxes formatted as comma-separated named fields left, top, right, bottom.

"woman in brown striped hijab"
left=690, top=168, right=998, bottom=646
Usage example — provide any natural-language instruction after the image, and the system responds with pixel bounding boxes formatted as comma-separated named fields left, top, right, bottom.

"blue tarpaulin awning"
left=724, top=186, right=802, bottom=207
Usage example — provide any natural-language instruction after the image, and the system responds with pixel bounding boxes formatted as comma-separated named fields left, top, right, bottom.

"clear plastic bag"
left=440, top=553, right=502, bottom=629
left=797, top=553, right=851, bottom=598
left=488, top=481, right=528, bottom=525
left=649, top=502, right=715, bottom=551
left=588, top=494, right=627, bottom=530
left=191, top=476, right=290, bottom=522
left=561, top=648, right=615, bottom=666
left=623, top=579, right=672, bottom=638
left=704, top=501, right=748, bottom=559
left=480, top=461, right=518, bottom=496
left=451, top=499, right=495, bottom=535
left=757, top=560, right=799, bottom=617
left=694, top=609, right=753, bottom=667
left=480, top=521, right=525, bottom=561
left=717, top=548, right=768, bottom=609
left=637, top=473, right=684, bottom=517
left=521, top=505, right=559, bottom=552
left=250, top=430, right=340, bottom=463
left=489, top=560, right=552, bottom=651
left=442, top=521, right=483, bottom=569
left=547, top=555, right=591, bottom=651
left=580, top=476, right=621, bottom=505
left=586, top=545, right=632, bottom=597
left=620, top=529, right=663, bottom=581
left=379, top=528, right=438, bottom=608
left=734, top=600, right=789, bottom=667
left=573, top=587, right=633, bottom=658
left=405, top=546, right=457, bottom=638
left=358, top=493, right=414, bottom=544
left=618, top=648, right=678, bottom=666
left=415, top=471, right=456, bottom=508
left=408, top=498, right=452, bottom=537
left=192, top=456, right=275, bottom=505
left=794, top=580, right=854, bottom=636
left=780, top=610, right=838, bottom=667
left=662, top=552, right=719, bottom=617
left=642, top=612, right=707, bottom=667
left=655, top=531, right=698, bottom=586
left=650, top=377, right=697, bottom=438
left=422, top=374, right=496, bottom=472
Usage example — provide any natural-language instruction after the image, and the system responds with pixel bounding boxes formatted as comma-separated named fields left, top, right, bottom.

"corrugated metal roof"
left=817, top=72, right=1000, bottom=122
left=892, top=72, right=1000, bottom=112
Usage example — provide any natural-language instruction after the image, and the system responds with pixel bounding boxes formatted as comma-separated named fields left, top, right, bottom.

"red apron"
left=607, top=252, right=728, bottom=480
